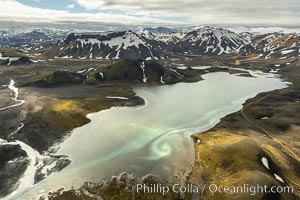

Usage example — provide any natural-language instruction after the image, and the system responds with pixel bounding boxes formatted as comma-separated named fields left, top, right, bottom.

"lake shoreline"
left=190, top=70, right=300, bottom=199
left=0, top=64, right=294, bottom=200
left=24, top=69, right=287, bottom=200
left=0, top=83, right=145, bottom=199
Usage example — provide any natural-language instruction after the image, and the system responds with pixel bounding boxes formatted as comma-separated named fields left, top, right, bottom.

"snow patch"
left=106, top=96, right=129, bottom=100
left=176, top=66, right=188, bottom=70
left=281, top=49, right=296, bottom=55
left=279, top=56, right=287, bottom=60
left=0, top=53, right=9, bottom=60
left=170, top=69, right=184, bottom=76
left=261, top=157, right=270, bottom=170
left=77, top=68, right=95, bottom=74
left=274, top=174, right=284, bottom=183
left=98, top=72, right=104, bottom=79
left=191, top=66, right=211, bottom=70
left=160, top=76, right=165, bottom=84
left=140, top=61, right=147, bottom=83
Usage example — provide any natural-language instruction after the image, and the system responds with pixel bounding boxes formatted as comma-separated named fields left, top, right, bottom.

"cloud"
left=0, top=0, right=300, bottom=26
left=67, top=4, right=75, bottom=9
left=0, top=0, right=181, bottom=25
left=76, top=0, right=300, bottom=25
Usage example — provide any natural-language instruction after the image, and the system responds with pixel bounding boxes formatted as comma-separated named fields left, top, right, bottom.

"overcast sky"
left=0, top=0, right=300, bottom=27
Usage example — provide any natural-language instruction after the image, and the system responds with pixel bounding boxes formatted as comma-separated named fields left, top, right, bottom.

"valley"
left=0, top=26, right=299, bottom=200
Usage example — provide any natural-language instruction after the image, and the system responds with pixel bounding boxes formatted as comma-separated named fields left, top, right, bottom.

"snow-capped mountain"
left=47, top=30, right=165, bottom=60
left=172, top=26, right=248, bottom=55
left=0, top=28, right=67, bottom=54
left=45, top=26, right=300, bottom=60
left=239, top=32, right=257, bottom=43
left=137, top=27, right=184, bottom=46
left=227, top=26, right=300, bottom=35
left=138, top=26, right=250, bottom=55
left=48, top=26, right=250, bottom=59
left=240, top=32, right=300, bottom=59
left=137, top=27, right=178, bottom=39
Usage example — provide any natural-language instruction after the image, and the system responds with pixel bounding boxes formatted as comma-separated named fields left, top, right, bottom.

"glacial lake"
left=16, top=70, right=288, bottom=199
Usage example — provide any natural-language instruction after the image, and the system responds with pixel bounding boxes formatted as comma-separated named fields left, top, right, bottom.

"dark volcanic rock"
left=34, top=155, right=71, bottom=184
left=0, top=144, right=29, bottom=198
left=101, top=59, right=184, bottom=84
left=33, top=71, right=87, bottom=86
left=42, top=173, right=184, bottom=200
left=0, top=48, right=33, bottom=66
left=120, top=96, right=145, bottom=107
left=1, top=57, right=33, bottom=66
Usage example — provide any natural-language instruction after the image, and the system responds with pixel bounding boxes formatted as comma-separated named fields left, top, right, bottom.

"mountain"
left=30, top=60, right=187, bottom=85
left=44, top=26, right=300, bottom=60
left=239, top=32, right=256, bottom=43
left=137, top=27, right=189, bottom=46
left=170, top=26, right=248, bottom=56
left=46, top=26, right=250, bottom=59
left=227, top=26, right=300, bottom=35
left=0, top=48, right=33, bottom=66
left=138, top=26, right=249, bottom=56
left=100, top=59, right=185, bottom=84
left=0, top=28, right=67, bottom=54
left=28, top=71, right=88, bottom=87
left=240, top=32, right=300, bottom=59
left=46, top=31, right=165, bottom=60
left=137, top=27, right=178, bottom=39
